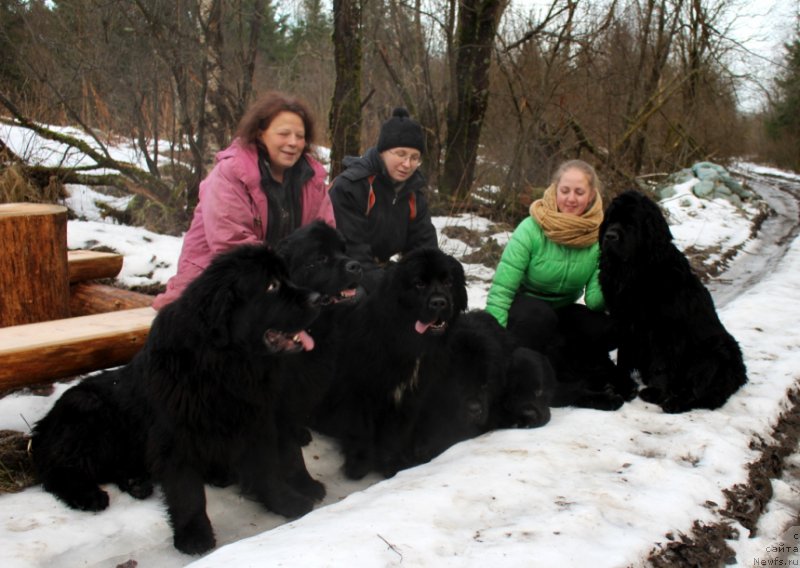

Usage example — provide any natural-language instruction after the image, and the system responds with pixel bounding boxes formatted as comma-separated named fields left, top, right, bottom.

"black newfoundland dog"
left=33, top=244, right=322, bottom=555
left=599, top=190, right=747, bottom=413
left=312, top=248, right=468, bottom=479
left=273, top=221, right=363, bottom=502
left=408, top=310, right=554, bottom=466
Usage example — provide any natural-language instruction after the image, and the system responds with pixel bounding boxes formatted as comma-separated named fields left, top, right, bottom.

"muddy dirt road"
left=710, top=166, right=800, bottom=308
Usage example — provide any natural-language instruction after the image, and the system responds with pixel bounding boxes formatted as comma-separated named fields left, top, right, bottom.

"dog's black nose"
left=306, top=292, right=321, bottom=308
left=345, top=260, right=362, bottom=277
left=466, top=399, right=484, bottom=421
left=428, top=295, right=448, bottom=311
left=520, top=403, right=550, bottom=427
left=604, top=228, right=620, bottom=243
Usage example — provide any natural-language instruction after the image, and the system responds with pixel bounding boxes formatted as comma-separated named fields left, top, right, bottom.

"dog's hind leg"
left=161, top=464, right=215, bottom=555
left=116, top=474, right=153, bottom=500
left=32, top=379, right=123, bottom=511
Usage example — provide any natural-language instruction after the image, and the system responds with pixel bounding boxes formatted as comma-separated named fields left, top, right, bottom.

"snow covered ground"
left=0, top=121, right=799, bottom=566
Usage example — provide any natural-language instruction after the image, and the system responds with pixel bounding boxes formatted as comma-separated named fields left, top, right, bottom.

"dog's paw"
left=173, top=518, right=216, bottom=555
left=291, top=476, right=326, bottom=502
left=122, top=477, right=154, bottom=500
left=660, top=397, right=694, bottom=414
left=295, top=427, right=313, bottom=447
left=267, top=491, right=315, bottom=519
left=62, top=488, right=110, bottom=512
left=592, top=393, right=625, bottom=411
left=343, top=455, right=371, bottom=480
left=574, top=390, right=625, bottom=411
left=613, top=375, right=639, bottom=402
left=638, top=387, right=664, bottom=405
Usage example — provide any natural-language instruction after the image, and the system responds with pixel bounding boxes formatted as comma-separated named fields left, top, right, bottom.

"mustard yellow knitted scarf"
left=529, top=184, right=604, bottom=248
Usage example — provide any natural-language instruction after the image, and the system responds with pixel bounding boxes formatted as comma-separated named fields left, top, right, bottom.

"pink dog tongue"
left=295, top=330, right=315, bottom=351
left=415, top=320, right=432, bottom=334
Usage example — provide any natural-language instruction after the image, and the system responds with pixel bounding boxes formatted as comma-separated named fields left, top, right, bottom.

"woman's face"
left=555, top=168, right=594, bottom=216
left=380, top=147, right=422, bottom=183
left=259, top=111, right=306, bottom=178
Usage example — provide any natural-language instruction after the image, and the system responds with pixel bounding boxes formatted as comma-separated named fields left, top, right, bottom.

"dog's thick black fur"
left=408, top=310, right=554, bottom=465
left=312, top=248, right=468, bottom=479
left=273, top=221, right=363, bottom=502
left=599, top=190, right=747, bottom=413
left=33, top=244, right=322, bottom=555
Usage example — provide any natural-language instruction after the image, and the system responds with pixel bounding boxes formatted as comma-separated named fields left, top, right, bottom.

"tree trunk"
left=441, top=0, right=508, bottom=200
left=0, top=204, right=69, bottom=327
left=329, top=0, right=363, bottom=179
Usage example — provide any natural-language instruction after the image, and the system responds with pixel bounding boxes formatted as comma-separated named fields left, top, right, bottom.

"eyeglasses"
left=388, top=149, right=422, bottom=166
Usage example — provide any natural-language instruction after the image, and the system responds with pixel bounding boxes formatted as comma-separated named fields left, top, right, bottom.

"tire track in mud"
left=707, top=169, right=800, bottom=308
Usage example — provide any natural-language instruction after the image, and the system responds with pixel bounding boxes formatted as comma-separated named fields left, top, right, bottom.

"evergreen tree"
left=765, top=17, right=800, bottom=170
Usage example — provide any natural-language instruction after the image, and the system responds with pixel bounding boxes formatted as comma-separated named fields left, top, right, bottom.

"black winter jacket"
left=329, top=147, right=438, bottom=271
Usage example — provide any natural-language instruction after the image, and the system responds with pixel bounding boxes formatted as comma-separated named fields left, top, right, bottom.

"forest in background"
left=0, top=0, right=798, bottom=233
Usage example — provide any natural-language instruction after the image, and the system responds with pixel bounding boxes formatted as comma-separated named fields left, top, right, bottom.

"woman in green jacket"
left=486, top=160, right=632, bottom=408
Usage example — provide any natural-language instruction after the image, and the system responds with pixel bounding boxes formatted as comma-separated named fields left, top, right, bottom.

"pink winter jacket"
left=152, top=140, right=335, bottom=310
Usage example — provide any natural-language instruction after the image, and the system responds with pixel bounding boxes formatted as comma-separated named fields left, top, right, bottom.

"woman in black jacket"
left=329, top=107, right=439, bottom=290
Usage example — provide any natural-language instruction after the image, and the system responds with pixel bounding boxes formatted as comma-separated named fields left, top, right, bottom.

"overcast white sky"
left=727, top=0, right=798, bottom=110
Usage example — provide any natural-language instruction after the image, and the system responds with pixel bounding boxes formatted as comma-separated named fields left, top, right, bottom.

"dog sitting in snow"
left=598, top=190, right=747, bottom=413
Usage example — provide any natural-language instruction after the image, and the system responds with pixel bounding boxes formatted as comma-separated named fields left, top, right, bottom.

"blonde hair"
left=551, top=159, right=601, bottom=193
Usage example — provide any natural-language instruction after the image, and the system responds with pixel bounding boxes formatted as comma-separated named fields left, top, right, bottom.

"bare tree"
left=329, top=0, right=363, bottom=178
left=440, top=0, right=509, bottom=200
left=0, top=0, right=280, bottom=228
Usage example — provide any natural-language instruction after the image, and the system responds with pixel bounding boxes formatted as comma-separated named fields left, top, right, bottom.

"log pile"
left=0, top=203, right=157, bottom=393
left=66, top=250, right=154, bottom=316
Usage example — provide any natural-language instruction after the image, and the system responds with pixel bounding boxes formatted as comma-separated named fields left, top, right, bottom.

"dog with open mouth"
left=273, top=221, right=365, bottom=502
left=32, top=244, right=322, bottom=555
left=312, top=247, right=468, bottom=479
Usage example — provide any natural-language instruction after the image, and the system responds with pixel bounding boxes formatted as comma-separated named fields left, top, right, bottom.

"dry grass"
left=0, top=430, right=36, bottom=494
left=0, top=163, right=66, bottom=204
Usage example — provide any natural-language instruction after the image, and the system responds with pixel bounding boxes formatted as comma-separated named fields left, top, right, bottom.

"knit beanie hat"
left=377, top=107, right=425, bottom=154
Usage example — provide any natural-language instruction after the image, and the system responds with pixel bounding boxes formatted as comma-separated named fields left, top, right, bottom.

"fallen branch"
left=0, top=93, right=174, bottom=207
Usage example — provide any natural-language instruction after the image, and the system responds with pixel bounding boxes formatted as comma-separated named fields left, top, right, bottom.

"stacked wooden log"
left=67, top=250, right=153, bottom=316
left=0, top=203, right=157, bottom=393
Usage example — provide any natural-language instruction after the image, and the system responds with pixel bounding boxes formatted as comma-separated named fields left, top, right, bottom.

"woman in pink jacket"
left=153, top=91, right=335, bottom=310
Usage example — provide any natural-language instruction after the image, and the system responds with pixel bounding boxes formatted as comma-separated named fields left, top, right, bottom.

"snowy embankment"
left=0, top=123, right=798, bottom=568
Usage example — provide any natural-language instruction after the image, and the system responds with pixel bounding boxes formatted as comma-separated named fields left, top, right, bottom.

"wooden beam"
left=0, top=203, right=69, bottom=326
left=0, top=307, right=156, bottom=393
left=70, top=282, right=153, bottom=316
left=67, top=249, right=124, bottom=283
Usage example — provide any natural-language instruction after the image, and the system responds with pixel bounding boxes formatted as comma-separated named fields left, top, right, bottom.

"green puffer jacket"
left=485, top=216, right=605, bottom=327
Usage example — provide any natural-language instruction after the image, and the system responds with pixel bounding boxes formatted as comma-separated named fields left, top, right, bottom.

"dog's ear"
left=642, top=199, right=673, bottom=241
left=447, top=255, right=468, bottom=313
left=638, top=198, right=675, bottom=263
left=274, top=237, right=295, bottom=267
left=202, top=285, right=237, bottom=347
